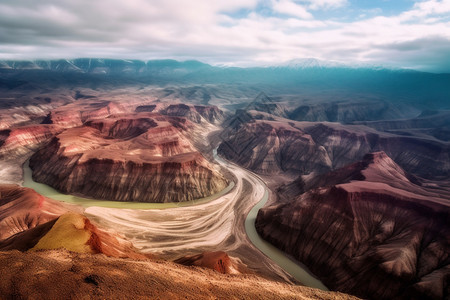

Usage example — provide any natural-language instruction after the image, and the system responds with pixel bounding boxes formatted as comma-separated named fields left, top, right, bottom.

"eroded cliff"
left=219, top=111, right=450, bottom=180
left=29, top=113, right=228, bottom=203
left=256, top=153, right=450, bottom=299
left=218, top=119, right=331, bottom=175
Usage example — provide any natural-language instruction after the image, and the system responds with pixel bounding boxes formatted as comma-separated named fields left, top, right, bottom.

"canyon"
left=0, top=184, right=354, bottom=299
left=29, top=113, right=228, bottom=203
left=219, top=111, right=449, bottom=179
left=1, top=97, right=229, bottom=203
left=256, top=152, right=450, bottom=299
left=218, top=99, right=449, bottom=299
left=0, top=59, right=449, bottom=299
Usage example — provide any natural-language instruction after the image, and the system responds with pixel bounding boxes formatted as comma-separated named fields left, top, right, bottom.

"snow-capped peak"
left=274, top=57, right=401, bottom=71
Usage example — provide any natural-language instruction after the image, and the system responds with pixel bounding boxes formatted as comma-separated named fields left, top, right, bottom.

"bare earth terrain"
left=0, top=249, right=357, bottom=300
left=0, top=61, right=449, bottom=299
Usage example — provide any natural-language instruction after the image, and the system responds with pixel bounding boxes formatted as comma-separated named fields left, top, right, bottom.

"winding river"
left=22, top=149, right=327, bottom=290
left=214, top=149, right=328, bottom=290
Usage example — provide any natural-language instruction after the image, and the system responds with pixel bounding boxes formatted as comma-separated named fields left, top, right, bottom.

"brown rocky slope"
left=0, top=124, right=62, bottom=158
left=0, top=184, right=71, bottom=240
left=218, top=118, right=331, bottom=175
left=0, top=185, right=357, bottom=300
left=0, top=185, right=146, bottom=259
left=0, top=212, right=149, bottom=260
left=0, top=249, right=358, bottom=300
left=29, top=113, right=228, bottom=203
left=256, top=152, right=450, bottom=299
left=219, top=112, right=449, bottom=179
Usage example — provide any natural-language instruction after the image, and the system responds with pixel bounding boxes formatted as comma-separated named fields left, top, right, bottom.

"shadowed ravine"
left=22, top=147, right=327, bottom=289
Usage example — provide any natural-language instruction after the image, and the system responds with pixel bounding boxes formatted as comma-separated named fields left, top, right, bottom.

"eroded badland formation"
left=0, top=59, right=449, bottom=299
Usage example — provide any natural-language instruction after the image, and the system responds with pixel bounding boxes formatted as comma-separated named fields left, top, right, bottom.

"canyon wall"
left=256, top=153, right=450, bottom=299
left=29, top=113, right=228, bottom=203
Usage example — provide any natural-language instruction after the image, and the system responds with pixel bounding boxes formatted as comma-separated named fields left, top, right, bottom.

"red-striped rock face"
left=218, top=119, right=332, bottom=175
left=0, top=184, right=71, bottom=240
left=0, top=125, right=62, bottom=157
left=0, top=185, right=149, bottom=259
left=219, top=113, right=450, bottom=180
left=29, top=111, right=228, bottom=203
left=256, top=152, right=450, bottom=300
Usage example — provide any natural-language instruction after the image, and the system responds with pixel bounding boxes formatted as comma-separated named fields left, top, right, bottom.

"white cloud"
left=303, top=0, right=348, bottom=10
left=0, top=0, right=449, bottom=72
left=400, top=0, right=450, bottom=20
left=413, top=0, right=450, bottom=15
left=271, top=0, right=313, bottom=19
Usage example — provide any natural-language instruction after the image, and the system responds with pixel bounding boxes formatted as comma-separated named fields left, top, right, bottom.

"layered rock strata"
left=161, top=103, right=225, bottom=124
left=30, top=114, right=228, bottom=202
left=0, top=212, right=148, bottom=259
left=219, top=113, right=449, bottom=179
left=218, top=120, right=331, bottom=175
left=256, top=153, right=450, bottom=299
left=0, top=125, right=61, bottom=157
left=0, top=184, right=70, bottom=240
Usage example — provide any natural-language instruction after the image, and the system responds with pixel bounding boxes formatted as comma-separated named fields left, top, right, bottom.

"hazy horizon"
left=1, top=56, right=448, bottom=73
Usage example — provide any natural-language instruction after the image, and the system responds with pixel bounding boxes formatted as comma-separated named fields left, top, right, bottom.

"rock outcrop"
left=0, top=184, right=71, bottom=240
left=135, top=104, right=157, bottom=112
left=219, top=112, right=450, bottom=180
left=161, top=103, right=225, bottom=124
left=303, top=122, right=450, bottom=179
left=174, top=251, right=243, bottom=274
left=0, top=185, right=150, bottom=259
left=0, top=125, right=62, bottom=157
left=288, top=101, right=418, bottom=123
left=43, top=100, right=128, bottom=128
left=278, top=151, right=422, bottom=198
left=0, top=212, right=149, bottom=259
left=29, top=114, right=228, bottom=203
left=218, top=120, right=331, bottom=175
left=256, top=153, right=450, bottom=299
left=246, top=92, right=288, bottom=118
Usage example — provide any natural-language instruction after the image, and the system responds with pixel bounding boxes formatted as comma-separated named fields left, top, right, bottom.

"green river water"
left=22, top=152, right=327, bottom=290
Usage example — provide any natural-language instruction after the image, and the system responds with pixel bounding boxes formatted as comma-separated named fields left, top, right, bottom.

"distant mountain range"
left=1, top=58, right=449, bottom=109
left=0, top=58, right=422, bottom=73
left=268, top=58, right=406, bottom=71
left=0, top=58, right=211, bottom=74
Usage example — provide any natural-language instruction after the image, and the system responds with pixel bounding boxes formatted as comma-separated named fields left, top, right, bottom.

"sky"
left=0, top=0, right=449, bottom=72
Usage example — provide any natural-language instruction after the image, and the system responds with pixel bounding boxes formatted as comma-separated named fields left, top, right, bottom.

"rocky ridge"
left=174, top=251, right=244, bottom=274
left=0, top=184, right=357, bottom=299
left=219, top=111, right=450, bottom=180
left=0, top=184, right=71, bottom=240
left=30, top=112, right=228, bottom=203
left=218, top=119, right=331, bottom=175
left=0, top=124, right=62, bottom=158
left=256, top=153, right=450, bottom=299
